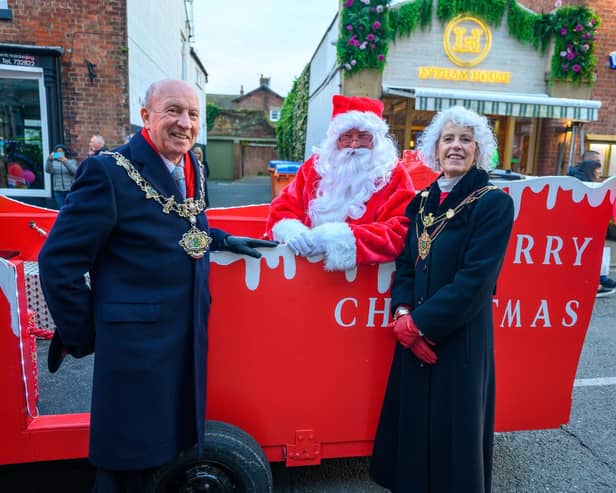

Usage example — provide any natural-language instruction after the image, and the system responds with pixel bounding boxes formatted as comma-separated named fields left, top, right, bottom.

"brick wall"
left=210, top=109, right=276, bottom=139
left=235, top=88, right=283, bottom=115
left=585, top=0, right=616, bottom=135
left=0, top=0, right=129, bottom=160
left=515, top=0, right=615, bottom=173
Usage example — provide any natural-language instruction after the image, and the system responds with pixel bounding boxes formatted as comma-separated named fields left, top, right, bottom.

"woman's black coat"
left=370, top=167, right=514, bottom=493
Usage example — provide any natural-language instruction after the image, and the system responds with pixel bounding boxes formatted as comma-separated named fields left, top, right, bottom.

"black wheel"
left=152, top=420, right=272, bottom=493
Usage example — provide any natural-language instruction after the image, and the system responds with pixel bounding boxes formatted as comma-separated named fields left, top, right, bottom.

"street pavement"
left=2, top=177, right=615, bottom=492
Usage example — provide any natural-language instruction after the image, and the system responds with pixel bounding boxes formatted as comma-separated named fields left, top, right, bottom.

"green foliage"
left=436, top=0, right=507, bottom=26
left=388, top=0, right=432, bottom=40
left=206, top=103, right=219, bottom=132
left=548, top=5, right=600, bottom=84
left=276, top=65, right=310, bottom=162
left=337, top=0, right=391, bottom=74
left=507, top=0, right=550, bottom=51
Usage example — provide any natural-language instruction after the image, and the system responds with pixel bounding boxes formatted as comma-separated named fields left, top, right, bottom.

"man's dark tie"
left=171, top=164, right=186, bottom=199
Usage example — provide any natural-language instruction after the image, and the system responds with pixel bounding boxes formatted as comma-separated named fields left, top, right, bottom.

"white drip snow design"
left=212, top=245, right=397, bottom=295
left=497, top=175, right=616, bottom=220
left=211, top=176, right=616, bottom=292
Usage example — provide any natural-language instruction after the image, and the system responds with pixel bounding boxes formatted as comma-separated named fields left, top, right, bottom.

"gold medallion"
left=179, top=225, right=213, bottom=259
left=422, top=213, right=435, bottom=227
left=418, top=231, right=431, bottom=260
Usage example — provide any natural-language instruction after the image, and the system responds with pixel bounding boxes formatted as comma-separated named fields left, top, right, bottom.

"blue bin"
left=268, top=160, right=301, bottom=172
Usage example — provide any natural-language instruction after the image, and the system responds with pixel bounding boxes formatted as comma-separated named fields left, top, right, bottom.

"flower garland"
left=549, top=5, right=600, bottom=85
left=337, top=0, right=391, bottom=74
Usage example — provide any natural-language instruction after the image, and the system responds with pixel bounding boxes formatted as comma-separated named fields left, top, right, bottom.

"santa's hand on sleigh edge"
left=272, top=219, right=323, bottom=257
left=285, top=229, right=315, bottom=256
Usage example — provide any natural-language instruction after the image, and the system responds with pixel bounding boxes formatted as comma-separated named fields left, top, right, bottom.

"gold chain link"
left=103, top=151, right=207, bottom=219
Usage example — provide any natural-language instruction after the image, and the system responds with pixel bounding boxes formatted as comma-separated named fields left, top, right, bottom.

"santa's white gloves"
left=272, top=219, right=319, bottom=256
left=272, top=219, right=356, bottom=271
left=287, top=230, right=315, bottom=256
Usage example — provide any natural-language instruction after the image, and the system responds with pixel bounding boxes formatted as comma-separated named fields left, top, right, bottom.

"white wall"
left=127, top=0, right=207, bottom=144
left=305, top=14, right=341, bottom=159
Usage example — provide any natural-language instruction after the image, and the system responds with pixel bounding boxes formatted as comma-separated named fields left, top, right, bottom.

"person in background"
left=191, top=144, right=209, bottom=178
left=38, top=79, right=276, bottom=493
left=265, top=94, right=416, bottom=271
left=370, top=106, right=514, bottom=493
left=88, top=134, right=108, bottom=156
left=192, top=145, right=203, bottom=163
left=568, top=150, right=616, bottom=297
left=45, top=143, right=78, bottom=208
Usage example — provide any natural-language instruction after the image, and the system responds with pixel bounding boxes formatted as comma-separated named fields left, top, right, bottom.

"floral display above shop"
left=549, top=5, right=600, bottom=85
left=337, top=0, right=391, bottom=74
left=336, top=0, right=600, bottom=87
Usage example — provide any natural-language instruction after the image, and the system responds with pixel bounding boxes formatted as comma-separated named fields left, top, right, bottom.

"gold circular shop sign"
left=443, top=15, right=492, bottom=67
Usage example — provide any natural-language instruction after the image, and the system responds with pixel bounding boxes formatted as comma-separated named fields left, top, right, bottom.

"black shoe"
left=597, top=286, right=616, bottom=298
left=600, top=277, right=616, bottom=289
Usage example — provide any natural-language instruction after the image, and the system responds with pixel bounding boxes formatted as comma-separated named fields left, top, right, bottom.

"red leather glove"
left=410, top=337, right=437, bottom=365
left=390, top=314, right=420, bottom=349
left=389, top=314, right=438, bottom=365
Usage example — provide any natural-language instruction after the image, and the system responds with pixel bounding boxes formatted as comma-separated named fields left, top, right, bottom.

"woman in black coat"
left=370, top=106, right=514, bottom=493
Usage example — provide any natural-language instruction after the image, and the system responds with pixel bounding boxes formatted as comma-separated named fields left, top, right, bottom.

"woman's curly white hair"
left=417, top=106, right=496, bottom=172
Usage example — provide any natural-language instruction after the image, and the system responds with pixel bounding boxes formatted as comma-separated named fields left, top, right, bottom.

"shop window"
left=588, top=141, right=615, bottom=178
left=0, top=68, right=50, bottom=197
left=0, top=0, right=12, bottom=21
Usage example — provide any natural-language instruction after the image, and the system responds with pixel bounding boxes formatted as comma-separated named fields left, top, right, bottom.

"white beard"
left=308, top=148, right=379, bottom=227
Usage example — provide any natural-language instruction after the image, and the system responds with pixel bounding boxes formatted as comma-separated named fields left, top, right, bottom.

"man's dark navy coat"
left=38, top=131, right=226, bottom=470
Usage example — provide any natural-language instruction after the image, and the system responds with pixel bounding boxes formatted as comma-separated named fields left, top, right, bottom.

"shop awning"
left=383, top=86, right=601, bottom=122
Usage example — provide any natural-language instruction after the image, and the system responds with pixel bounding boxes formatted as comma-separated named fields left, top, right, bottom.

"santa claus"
left=266, top=94, right=416, bottom=271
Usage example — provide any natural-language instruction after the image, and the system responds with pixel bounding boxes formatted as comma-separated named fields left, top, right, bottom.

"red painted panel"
left=0, top=176, right=614, bottom=466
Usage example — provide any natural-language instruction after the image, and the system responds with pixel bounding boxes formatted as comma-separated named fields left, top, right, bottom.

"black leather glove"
left=222, top=235, right=278, bottom=259
left=48, top=330, right=94, bottom=373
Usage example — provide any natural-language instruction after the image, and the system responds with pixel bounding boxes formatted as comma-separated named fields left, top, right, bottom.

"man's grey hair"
left=91, top=135, right=105, bottom=147
left=143, top=79, right=199, bottom=109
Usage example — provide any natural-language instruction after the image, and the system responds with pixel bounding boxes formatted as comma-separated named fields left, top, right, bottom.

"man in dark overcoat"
left=38, top=79, right=274, bottom=492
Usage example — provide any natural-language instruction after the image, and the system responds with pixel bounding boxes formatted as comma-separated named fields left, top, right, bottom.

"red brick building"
left=207, top=76, right=283, bottom=179
left=0, top=0, right=207, bottom=204
left=0, top=1, right=129, bottom=202
left=519, top=0, right=616, bottom=176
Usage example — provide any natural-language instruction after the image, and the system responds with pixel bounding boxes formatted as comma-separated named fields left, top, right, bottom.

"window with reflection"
left=0, top=73, right=49, bottom=196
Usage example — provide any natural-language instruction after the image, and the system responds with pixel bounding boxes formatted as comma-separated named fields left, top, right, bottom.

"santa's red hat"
left=331, top=95, right=384, bottom=119
left=328, top=95, right=388, bottom=139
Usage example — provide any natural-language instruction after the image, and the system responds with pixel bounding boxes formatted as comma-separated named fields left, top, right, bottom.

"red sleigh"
left=1, top=173, right=615, bottom=489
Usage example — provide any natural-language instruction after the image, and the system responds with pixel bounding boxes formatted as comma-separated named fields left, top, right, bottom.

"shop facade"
left=304, top=0, right=614, bottom=178
left=379, top=11, right=601, bottom=177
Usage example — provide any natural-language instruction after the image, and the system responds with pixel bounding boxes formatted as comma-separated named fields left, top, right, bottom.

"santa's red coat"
left=266, top=155, right=416, bottom=267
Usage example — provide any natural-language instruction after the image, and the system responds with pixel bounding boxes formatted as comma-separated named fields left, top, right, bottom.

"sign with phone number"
left=0, top=53, right=39, bottom=67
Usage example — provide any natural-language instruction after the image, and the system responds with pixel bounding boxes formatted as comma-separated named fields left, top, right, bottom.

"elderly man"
left=266, top=94, right=415, bottom=271
left=38, top=79, right=275, bottom=492
left=88, top=134, right=108, bottom=156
